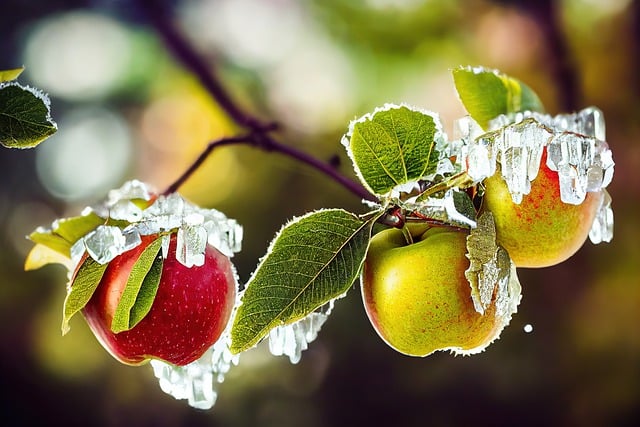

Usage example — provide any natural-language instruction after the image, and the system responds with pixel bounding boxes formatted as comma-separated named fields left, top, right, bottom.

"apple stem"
left=135, top=0, right=376, bottom=202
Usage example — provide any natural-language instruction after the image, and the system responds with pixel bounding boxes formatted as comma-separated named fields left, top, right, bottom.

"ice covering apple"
left=80, top=233, right=236, bottom=366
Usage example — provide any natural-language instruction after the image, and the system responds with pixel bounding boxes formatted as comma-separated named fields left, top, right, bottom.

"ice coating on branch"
left=74, top=181, right=242, bottom=268
left=589, top=189, right=614, bottom=244
left=457, top=107, right=614, bottom=207
left=268, top=299, right=336, bottom=364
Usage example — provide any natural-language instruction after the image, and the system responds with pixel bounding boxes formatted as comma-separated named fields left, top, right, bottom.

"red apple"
left=81, top=233, right=236, bottom=366
left=482, top=147, right=603, bottom=268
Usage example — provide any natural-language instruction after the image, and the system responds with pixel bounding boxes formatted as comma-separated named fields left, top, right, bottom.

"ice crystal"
left=268, top=299, right=336, bottom=364
left=73, top=181, right=242, bottom=269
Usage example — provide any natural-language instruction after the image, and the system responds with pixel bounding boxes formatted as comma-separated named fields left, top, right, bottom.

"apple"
left=80, top=233, right=236, bottom=366
left=361, top=225, right=504, bottom=357
left=482, top=147, right=603, bottom=268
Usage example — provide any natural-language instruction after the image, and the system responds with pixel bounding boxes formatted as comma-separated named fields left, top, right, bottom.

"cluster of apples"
left=360, top=125, right=611, bottom=357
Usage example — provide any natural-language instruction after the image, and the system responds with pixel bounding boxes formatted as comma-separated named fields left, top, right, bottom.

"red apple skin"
left=81, top=234, right=236, bottom=366
left=483, top=148, right=603, bottom=268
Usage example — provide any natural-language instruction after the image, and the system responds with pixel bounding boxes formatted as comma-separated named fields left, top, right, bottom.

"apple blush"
left=81, top=234, right=237, bottom=366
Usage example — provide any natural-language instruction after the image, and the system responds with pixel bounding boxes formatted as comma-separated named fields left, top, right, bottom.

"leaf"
left=464, top=211, right=512, bottom=315
left=28, top=212, right=106, bottom=259
left=230, top=209, right=379, bottom=354
left=342, top=104, right=444, bottom=197
left=111, top=237, right=164, bottom=333
left=25, top=243, right=73, bottom=271
left=0, top=67, right=24, bottom=83
left=0, top=82, right=57, bottom=149
left=452, top=66, right=544, bottom=130
left=62, top=256, right=108, bottom=334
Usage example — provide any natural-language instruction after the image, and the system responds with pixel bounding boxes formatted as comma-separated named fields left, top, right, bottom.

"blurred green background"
left=1, top=0, right=639, bottom=425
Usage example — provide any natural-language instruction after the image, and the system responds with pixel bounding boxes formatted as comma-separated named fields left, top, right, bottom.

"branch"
left=136, top=0, right=376, bottom=202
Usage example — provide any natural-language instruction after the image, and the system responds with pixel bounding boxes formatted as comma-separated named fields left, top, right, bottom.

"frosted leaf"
left=589, top=189, right=614, bottom=244
left=268, top=299, right=335, bottom=364
left=105, top=179, right=152, bottom=205
left=402, top=188, right=476, bottom=229
left=83, top=225, right=126, bottom=264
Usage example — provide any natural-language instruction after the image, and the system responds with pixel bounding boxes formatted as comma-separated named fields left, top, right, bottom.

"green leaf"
left=0, top=82, right=57, bottom=148
left=111, top=237, right=163, bottom=333
left=62, top=256, right=108, bottom=334
left=342, top=105, right=443, bottom=197
left=230, top=209, right=379, bottom=354
left=452, top=66, right=544, bottom=129
left=28, top=212, right=106, bottom=258
left=0, top=67, right=24, bottom=83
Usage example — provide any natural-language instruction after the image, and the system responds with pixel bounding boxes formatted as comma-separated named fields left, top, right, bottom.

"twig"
left=136, top=0, right=375, bottom=202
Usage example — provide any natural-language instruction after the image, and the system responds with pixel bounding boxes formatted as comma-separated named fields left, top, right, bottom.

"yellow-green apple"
left=80, top=233, right=236, bottom=366
left=482, top=148, right=603, bottom=268
left=361, top=225, right=504, bottom=357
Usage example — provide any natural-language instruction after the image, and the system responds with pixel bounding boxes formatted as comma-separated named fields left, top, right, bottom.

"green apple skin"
left=81, top=234, right=236, bottom=366
left=361, top=226, right=501, bottom=357
left=483, top=148, right=603, bottom=268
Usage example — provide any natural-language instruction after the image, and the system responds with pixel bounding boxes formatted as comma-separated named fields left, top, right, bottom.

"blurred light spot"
left=23, top=11, right=133, bottom=100
left=266, top=40, right=355, bottom=134
left=6, top=201, right=57, bottom=257
left=524, top=324, right=534, bottom=333
left=366, top=0, right=427, bottom=10
left=475, top=8, right=544, bottom=68
left=569, top=0, right=632, bottom=17
left=36, top=107, right=132, bottom=202
left=181, top=0, right=303, bottom=69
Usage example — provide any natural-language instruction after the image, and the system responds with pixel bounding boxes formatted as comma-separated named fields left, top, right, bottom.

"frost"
left=458, top=107, right=614, bottom=208
left=268, top=299, right=336, bottom=364
left=150, top=288, right=243, bottom=410
left=74, top=181, right=243, bottom=268
left=589, top=189, right=614, bottom=244
left=82, top=225, right=127, bottom=264
left=461, top=212, right=522, bottom=356
left=150, top=329, right=239, bottom=410
left=401, top=188, right=476, bottom=229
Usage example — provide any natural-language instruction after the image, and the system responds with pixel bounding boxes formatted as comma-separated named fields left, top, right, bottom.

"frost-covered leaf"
left=111, top=237, right=163, bottom=333
left=453, top=66, right=544, bottom=130
left=0, top=82, right=57, bottom=148
left=464, top=211, right=519, bottom=317
left=62, top=256, right=108, bottom=334
left=28, top=212, right=106, bottom=258
left=342, top=104, right=444, bottom=197
left=230, top=209, right=378, bottom=354
left=0, top=67, right=24, bottom=83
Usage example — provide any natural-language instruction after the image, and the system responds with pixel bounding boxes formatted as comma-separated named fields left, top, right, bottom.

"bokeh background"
left=1, top=0, right=639, bottom=425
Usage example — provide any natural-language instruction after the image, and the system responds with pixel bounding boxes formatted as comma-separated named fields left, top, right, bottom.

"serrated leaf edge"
left=231, top=208, right=379, bottom=354
left=340, top=103, right=446, bottom=198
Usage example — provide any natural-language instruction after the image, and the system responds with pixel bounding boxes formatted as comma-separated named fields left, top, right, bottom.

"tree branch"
left=136, top=0, right=376, bottom=202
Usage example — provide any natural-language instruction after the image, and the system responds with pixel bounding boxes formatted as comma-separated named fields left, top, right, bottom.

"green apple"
left=361, top=225, right=504, bottom=357
left=483, top=148, right=603, bottom=268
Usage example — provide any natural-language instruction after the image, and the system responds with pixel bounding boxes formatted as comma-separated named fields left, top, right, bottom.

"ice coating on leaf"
left=589, top=189, right=614, bottom=244
left=268, top=299, right=335, bottom=364
left=73, top=181, right=242, bottom=269
left=465, top=211, right=521, bottom=325
left=401, top=188, right=476, bottom=229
